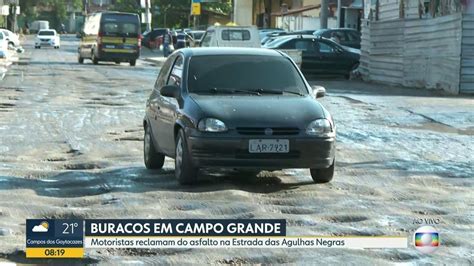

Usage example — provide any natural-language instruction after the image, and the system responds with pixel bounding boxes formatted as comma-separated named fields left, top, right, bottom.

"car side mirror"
left=312, top=85, right=326, bottom=98
left=160, top=85, right=180, bottom=98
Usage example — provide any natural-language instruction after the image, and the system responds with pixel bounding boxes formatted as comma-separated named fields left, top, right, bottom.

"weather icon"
left=32, top=221, right=49, bottom=232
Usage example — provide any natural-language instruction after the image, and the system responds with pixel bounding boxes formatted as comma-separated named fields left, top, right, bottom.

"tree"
left=19, top=0, right=39, bottom=21
left=114, top=0, right=141, bottom=14
left=44, top=0, right=82, bottom=26
left=152, top=0, right=232, bottom=28
left=19, top=0, right=83, bottom=29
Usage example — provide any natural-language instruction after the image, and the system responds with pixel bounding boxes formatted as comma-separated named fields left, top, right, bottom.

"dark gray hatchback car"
left=144, top=48, right=336, bottom=185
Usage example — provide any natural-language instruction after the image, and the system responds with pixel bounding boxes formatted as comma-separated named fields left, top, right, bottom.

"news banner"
left=25, top=219, right=408, bottom=258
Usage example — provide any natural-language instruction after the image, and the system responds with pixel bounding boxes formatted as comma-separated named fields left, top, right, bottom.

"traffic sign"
left=191, top=3, right=201, bottom=15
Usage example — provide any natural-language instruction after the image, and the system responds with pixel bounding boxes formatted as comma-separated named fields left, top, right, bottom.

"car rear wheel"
left=115, top=60, right=121, bottom=65
left=310, top=160, right=335, bottom=183
left=78, top=55, right=84, bottom=64
left=130, top=59, right=136, bottom=66
left=144, top=124, right=165, bottom=169
left=175, top=129, right=198, bottom=185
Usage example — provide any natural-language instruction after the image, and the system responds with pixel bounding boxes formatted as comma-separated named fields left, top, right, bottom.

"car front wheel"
left=310, top=160, right=335, bottom=183
left=144, top=124, right=165, bottom=169
left=175, top=129, right=198, bottom=185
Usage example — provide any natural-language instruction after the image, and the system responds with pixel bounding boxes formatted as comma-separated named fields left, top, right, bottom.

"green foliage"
left=19, top=0, right=39, bottom=21
left=151, top=0, right=231, bottom=28
left=114, top=0, right=141, bottom=14
left=20, top=0, right=83, bottom=28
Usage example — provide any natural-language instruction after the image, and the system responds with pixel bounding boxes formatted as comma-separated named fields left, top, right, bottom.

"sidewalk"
left=140, top=47, right=167, bottom=66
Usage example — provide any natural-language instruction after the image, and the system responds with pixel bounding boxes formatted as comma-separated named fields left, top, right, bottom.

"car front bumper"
left=185, top=129, right=335, bottom=170
left=36, top=41, right=57, bottom=47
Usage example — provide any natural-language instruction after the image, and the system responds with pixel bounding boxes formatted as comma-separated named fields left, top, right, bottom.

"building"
left=360, top=0, right=472, bottom=94
left=86, top=0, right=115, bottom=13
left=233, top=0, right=362, bottom=31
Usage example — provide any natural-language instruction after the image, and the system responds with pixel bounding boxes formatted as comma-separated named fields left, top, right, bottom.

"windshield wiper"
left=208, top=88, right=261, bottom=95
left=253, top=89, right=304, bottom=96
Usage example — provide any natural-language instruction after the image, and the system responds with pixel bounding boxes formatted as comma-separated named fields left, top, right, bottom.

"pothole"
left=63, top=162, right=106, bottom=170
left=323, top=215, right=369, bottom=223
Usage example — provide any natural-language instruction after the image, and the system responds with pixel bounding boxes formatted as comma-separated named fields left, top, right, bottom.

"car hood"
left=189, top=94, right=326, bottom=128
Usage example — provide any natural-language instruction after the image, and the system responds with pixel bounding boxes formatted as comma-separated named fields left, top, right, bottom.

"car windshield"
left=39, top=31, right=55, bottom=36
left=188, top=55, right=307, bottom=95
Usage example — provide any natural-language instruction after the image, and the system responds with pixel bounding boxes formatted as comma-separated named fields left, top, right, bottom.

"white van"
left=200, top=26, right=260, bottom=48
left=30, top=20, right=50, bottom=33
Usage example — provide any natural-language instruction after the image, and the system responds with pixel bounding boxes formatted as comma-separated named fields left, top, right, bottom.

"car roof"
left=207, top=25, right=258, bottom=30
left=177, top=48, right=283, bottom=58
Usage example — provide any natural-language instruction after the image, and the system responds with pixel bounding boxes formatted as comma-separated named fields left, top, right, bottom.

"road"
left=0, top=36, right=472, bottom=264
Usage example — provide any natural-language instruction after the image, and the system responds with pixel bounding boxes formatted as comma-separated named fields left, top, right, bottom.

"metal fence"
left=461, top=13, right=474, bottom=93
left=361, top=13, right=463, bottom=94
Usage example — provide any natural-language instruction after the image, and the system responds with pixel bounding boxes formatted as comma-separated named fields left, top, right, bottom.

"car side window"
left=279, top=39, right=295, bottom=49
left=294, top=39, right=317, bottom=53
left=319, top=41, right=335, bottom=53
left=154, top=55, right=175, bottom=90
left=167, top=56, right=184, bottom=88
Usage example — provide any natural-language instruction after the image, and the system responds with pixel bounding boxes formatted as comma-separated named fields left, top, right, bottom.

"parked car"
left=143, top=48, right=336, bottom=185
left=313, top=28, right=361, bottom=49
left=188, top=30, right=205, bottom=46
left=35, top=29, right=60, bottom=49
left=0, top=31, right=8, bottom=55
left=0, top=29, right=20, bottom=47
left=265, top=35, right=360, bottom=79
left=261, top=30, right=316, bottom=46
left=200, top=26, right=260, bottom=48
left=260, top=31, right=288, bottom=45
left=142, top=28, right=169, bottom=48
left=258, top=28, right=285, bottom=40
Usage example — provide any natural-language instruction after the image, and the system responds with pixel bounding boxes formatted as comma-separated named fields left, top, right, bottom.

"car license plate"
left=105, top=45, right=115, bottom=48
left=249, top=139, right=289, bottom=153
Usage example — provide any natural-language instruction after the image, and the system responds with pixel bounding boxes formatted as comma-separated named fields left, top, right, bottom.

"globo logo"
left=414, top=226, right=440, bottom=254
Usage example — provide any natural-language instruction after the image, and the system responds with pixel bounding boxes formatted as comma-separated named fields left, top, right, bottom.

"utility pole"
left=337, top=0, right=341, bottom=28
left=320, top=0, right=328, bottom=29
left=7, top=0, right=19, bottom=32
left=145, top=0, right=151, bottom=32
left=84, top=0, right=89, bottom=15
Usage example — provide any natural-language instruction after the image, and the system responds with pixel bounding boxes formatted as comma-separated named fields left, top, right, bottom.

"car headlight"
left=306, top=118, right=335, bottom=137
left=198, top=118, right=227, bottom=132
